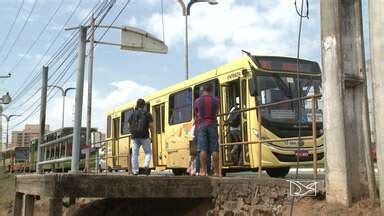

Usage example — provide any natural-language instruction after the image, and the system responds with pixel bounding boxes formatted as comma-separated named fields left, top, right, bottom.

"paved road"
left=225, top=168, right=325, bottom=180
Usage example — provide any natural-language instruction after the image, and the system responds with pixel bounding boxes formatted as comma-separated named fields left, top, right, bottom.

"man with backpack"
left=227, top=99, right=242, bottom=165
left=128, top=98, right=153, bottom=175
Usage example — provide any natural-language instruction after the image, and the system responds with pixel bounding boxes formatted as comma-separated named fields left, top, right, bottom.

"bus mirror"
left=248, top=77, right=258, bottom=96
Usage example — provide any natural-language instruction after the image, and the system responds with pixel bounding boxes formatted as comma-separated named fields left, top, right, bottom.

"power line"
left=96, top=0, right=131, bottom=43
left=0, top=0, right=25, bottom=53
left=9, top=68, right=77, bottom=131
left=9, top=53, right=78, bottom=130
left=289, top=1, right=309, bottom=216
left=7, top=0, right=124, bottom=129
left=6, top=0, right=65, bottom=76
left=8, top=44, right=78, bottom=114
left=10, top=0, right=112, bottom=105
left=0, top=0, right=38, bottom=66
left=7, top=0, right=86, bottom=109
left=9, top=0, right=85, bottom=103
left=6, top=0, right=115, bottom=119
left=8, top=0, right=110, bottom=107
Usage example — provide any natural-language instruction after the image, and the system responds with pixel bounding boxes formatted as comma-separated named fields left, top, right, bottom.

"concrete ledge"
left=16, top=174, right=213, bottom=198
left=15, top=174, right=325, bottom=215
left=16, top=174, right=324, bottom=198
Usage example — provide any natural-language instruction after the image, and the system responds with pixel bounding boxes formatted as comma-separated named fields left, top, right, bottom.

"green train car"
left=29, top=127, right=98, bottom=172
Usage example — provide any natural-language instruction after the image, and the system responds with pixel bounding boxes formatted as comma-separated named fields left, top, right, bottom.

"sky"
left=0, top=0, right=371, bottom=141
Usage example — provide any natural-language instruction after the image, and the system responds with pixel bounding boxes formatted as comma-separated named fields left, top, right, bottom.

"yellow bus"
left=105, top=53, right=323, bottom=177
left=1, top=147, right=30, bottom=172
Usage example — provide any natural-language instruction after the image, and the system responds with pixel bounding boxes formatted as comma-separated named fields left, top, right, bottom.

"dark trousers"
left=229, top=129, right=242, bottom=165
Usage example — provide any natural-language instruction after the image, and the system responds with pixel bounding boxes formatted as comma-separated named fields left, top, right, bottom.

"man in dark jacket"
left=128, top=98, right=153, bottom=175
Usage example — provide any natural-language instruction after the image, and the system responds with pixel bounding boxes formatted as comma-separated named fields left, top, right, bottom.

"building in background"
left=10, top=124, right=49, bottom=148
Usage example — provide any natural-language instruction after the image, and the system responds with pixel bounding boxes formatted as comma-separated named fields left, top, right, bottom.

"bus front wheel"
left=266, top=167, right=290, bottom=178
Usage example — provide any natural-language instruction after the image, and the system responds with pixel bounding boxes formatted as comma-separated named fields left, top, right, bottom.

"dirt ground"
left=283, top=197, right=382, bottom=216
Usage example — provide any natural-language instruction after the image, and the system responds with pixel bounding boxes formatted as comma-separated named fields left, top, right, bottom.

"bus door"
left=112, top=117, right=120, bottom=167
left=219, top=83, right=232, bottom=166
left=220, top=77, right=250, bottom=166
left=153, top=103, right=166, bottom=166
left=240, top=78, right=250, bottom=165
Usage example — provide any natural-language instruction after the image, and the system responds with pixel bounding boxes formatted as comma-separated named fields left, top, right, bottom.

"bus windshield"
left=254, top=72, right=323, bottom=138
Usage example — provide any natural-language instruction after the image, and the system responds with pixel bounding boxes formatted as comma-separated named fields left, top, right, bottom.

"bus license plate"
left=295, top=150, right=309, bottom=157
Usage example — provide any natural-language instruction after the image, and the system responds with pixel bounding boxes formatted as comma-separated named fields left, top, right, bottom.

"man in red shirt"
left=194, top=83, right=219, bottom=176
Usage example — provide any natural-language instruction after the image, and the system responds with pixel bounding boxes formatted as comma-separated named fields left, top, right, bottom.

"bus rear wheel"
left=266, top=167, right=290, bottom=178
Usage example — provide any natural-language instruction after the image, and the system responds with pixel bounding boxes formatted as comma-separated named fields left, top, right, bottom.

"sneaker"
left=143, top=167, right=151, bottom=176
left=133, top=172, right=139, bottom=176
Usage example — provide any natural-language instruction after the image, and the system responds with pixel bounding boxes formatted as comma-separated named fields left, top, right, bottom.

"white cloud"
left=137, top=0, right=320, bottom=63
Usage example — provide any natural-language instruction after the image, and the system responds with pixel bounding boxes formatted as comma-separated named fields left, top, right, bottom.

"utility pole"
left=320, top=1, right=350, bottom=206
left=37, top=66, right=48, bottom=174
left=369, top=0, right=384, bottom=211
left=71, top=26, right=87, bottom=173
left=85, top=15, right=95, bottom=172
left=355, top=1, right=377, bottom=201
left=320, top=0, right=375, bottom=206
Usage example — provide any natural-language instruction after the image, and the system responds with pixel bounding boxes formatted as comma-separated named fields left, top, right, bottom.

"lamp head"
left=208, top=0, right=218, bottom=5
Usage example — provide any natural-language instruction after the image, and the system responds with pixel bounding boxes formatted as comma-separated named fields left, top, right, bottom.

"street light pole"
left=177, top=0, right=218, bottom=80
left=48, top=85, right=75, bottom=128
left=1, top=114, right=20, bottom=149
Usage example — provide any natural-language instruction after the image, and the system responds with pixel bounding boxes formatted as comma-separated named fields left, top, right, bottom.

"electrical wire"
left=96, top=0, right=130, bottom=43
left=7, top=0, right=105, bottom=110
left=10, top=50, right=78, bottom=117
left=9, top=68, right=77, bottom=131
left=9, top=52, right=78, bottom=130
left=9, top=0, right=94, bottom=104
left=6, top=0, right=65, bottom=76
left=0, top=0, right=25, bottom=53
left=8, top=44, right=78, bottom=114
left=0, top=0, right=38, bottom=66
left=7, top=0, right=119, bottom=127
left=289, top=1, right=309, bottom=216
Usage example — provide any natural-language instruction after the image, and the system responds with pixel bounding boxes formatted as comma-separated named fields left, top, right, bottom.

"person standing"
left=194, top=83, right=220, bottom=176
left=227, top=99, right=242, bottom=165
left=128, top=98, right=153, bottom=175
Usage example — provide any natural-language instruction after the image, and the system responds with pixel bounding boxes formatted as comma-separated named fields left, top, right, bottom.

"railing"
left=32, top=131, right=131, bottom=174
left=217, top=94, right=322, bottom=178
left=94, top=135, right=132, bottom=175
left=36, top=134, right=74, bottom=171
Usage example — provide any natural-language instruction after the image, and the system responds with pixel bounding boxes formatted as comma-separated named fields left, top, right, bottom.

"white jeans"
left=131, top=138, right=151, bottom=174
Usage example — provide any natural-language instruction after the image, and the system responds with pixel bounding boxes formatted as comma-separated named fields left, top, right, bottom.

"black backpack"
left=129, top=109, right=147, bottom=137
left=228, top=107, right=241, bottom=127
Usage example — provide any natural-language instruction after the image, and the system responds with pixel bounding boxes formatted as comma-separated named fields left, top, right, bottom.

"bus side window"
left=169, top=88, right=192, bottom=125
left=121, top=108, right=134, bottom=135
left=193, top=79, right=219, bottom=101
left=107, top=115, right=111, bottom=138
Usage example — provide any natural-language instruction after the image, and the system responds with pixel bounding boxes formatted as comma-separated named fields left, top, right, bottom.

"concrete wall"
left=210, top=178, right=291, bottom=215
left=67, top=177, right=321, bottom=216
